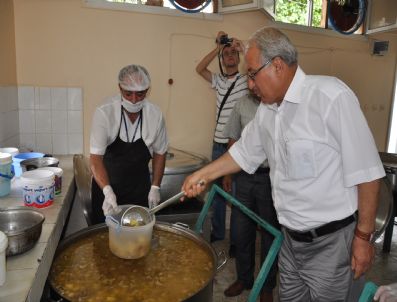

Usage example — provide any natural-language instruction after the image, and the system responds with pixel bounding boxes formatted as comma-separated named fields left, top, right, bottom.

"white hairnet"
left=118, top=64, right=151, bottom=91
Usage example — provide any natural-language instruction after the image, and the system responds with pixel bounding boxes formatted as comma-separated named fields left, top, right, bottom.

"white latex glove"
left=102, top=185, right=118, bottom=216
left=374, top=283, right=397, bottom=302
left=148, top=185, right=161, bottom=209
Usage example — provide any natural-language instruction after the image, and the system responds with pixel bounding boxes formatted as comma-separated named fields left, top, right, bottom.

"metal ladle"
left=121, top=181, right=205, bottom=227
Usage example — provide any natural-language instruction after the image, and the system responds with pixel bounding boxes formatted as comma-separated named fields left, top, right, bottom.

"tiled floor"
left=211, top=221, right=397, bottom=302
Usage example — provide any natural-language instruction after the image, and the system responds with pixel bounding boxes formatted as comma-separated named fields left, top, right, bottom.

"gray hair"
left=118, top=64, right=151, bottom=91
left=247, top=27, right=298, bottom=66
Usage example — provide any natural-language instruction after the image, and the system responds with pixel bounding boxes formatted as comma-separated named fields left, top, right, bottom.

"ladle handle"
left=149, top=180, right=205, bottom=215
left=149, top=191, right=186, bottom=214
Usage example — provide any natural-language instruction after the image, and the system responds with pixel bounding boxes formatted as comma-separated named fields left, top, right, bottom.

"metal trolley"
left=195, top=184, right=283, bottom=302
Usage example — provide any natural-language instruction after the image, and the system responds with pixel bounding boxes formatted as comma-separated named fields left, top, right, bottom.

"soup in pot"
left=50, top=228, right=214, bottom=302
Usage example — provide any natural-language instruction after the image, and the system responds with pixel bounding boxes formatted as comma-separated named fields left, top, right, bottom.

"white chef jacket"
left=90, top=95, right=168, bottom=156
left=229, top=66, right=385, bottom=231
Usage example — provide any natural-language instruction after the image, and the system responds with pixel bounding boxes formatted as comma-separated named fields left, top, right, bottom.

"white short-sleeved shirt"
left=229, top=66, right=385, bottom=231
left=90, top=95, right=168, bottom=156
left=212, top=73, right=248, bottom=144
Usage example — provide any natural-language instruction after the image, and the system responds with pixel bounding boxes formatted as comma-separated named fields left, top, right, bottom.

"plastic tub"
left=106, top=207, right=155, bottom=259
left=0, top=231, right=7, bottom=286
left=21, top=170, right=55, bottom=208
left=0, top=147, right=19, bottom=157
left=37, top=167, right=63, bottom=195
left=13, top=152, right=45, bottom=177
left=0, top=148, right=19, bottom=178
left=0, top=153, right=13, bottom=197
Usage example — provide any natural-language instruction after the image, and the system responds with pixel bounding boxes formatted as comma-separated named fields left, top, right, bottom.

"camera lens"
left=220, top=35, right=230, bottom=45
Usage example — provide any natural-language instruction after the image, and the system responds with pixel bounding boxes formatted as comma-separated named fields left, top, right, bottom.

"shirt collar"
left=265, top=66, right=305, bottom=111
left=283, top=65, right=305, bottom=104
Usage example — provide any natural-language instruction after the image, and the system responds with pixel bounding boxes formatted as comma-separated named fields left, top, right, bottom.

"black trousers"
left=233, top=171, right=280, bottom=292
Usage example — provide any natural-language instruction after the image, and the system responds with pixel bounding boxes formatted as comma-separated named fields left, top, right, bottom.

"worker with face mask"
left=90, top=64, right=168, bottom=223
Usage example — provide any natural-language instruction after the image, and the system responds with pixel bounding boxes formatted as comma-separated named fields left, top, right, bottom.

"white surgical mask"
left=121, top=97, right=146, bottom=113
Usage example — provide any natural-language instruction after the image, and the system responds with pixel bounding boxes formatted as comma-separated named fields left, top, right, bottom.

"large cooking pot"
left=150, top=147, right=208, bottom=200
left=374, top=177, right=394, bottom=240
left=48, top=222, right=226, bottom=302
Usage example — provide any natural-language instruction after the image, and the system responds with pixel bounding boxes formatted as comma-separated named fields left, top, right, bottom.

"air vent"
left=372, top=40, right=389, bottom=56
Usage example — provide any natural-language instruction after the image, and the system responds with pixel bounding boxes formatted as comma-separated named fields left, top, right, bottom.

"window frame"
left=83, top=0, right=223, bottom=20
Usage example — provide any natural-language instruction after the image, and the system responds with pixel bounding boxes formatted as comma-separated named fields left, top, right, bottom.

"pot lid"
left=149, top=147, right=208, bottom=175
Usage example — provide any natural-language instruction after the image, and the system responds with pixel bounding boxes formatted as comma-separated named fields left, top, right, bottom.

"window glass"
left=275, top=0, right=325, bottom=28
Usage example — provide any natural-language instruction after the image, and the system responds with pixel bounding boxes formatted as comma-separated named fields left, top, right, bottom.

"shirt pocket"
left=286, top=140, right=317, bottom=180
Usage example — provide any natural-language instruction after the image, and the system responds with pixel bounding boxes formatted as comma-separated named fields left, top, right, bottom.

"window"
left=274, top=0, right=365, bottom=35
left=275, top=0, right=326, bottom=28
left=106, top=0, right=214, bottom=13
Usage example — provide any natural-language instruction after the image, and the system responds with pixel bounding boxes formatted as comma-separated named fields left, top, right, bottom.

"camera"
left=219, top=34, right=233, bottom=45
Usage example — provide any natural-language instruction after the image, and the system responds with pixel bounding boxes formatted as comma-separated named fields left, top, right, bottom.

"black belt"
left=286, top=213, right=356, bottom=243
left=255, top=167, right=270, bottom=174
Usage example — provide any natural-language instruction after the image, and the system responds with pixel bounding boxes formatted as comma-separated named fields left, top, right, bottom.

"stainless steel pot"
left=49, top=222, right=226, bottom=302
left=150, top=147, right=208, bottom=200
left=0, top=207, right=45, bottom=256
left=21, top=157, right=59, bottom=172
left=374, top=177, right=394, bottom=240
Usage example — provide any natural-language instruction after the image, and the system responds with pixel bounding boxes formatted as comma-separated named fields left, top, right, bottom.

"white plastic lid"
left=0, top=153, right=12, bottom=165
left=0, top=147, right=19, bottom=157
left=37, top=167, right=63, bottom=177
left=21, top=169, right=55, bottom=183
left=0, top=231, right=8, bottom=252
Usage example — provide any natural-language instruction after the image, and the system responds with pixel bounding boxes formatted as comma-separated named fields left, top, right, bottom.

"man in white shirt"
left=196, top=30, right=248, bottom=246
left=90, top=64, right=168, bottom=223
left=183, top=27, right=385, bottom=301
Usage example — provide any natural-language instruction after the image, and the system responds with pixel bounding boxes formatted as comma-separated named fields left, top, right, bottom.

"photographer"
left=196, top=31, right=249, bottom=252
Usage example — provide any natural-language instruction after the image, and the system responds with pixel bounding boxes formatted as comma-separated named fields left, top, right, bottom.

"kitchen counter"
left=0, top=155, right=76, bottom=302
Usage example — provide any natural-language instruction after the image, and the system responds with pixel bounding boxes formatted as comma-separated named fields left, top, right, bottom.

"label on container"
left=22, top=182, right=55, bottom=208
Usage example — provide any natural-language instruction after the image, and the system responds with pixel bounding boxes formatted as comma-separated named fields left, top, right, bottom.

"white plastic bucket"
left=106, top=210, right=155, bottom=259
left=0, top=153, right=13, bottom=197
left=0, top=231, right=7, bottom=286
left=0, top=148, right=19, bottom=178
left=21, top=170, right=55, bottom=208
left=0, top=147, right=19, bottom=157
left=37, top=167, right=63, bottom=195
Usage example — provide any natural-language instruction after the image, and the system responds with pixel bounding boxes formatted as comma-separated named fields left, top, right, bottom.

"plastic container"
left=0, top=231, right=7, bottom=286
left=106, top=212, right=155, bottom=259
left=0, top=148, right=19, bottom=178
left=21, top=170, right=55, bottom=208
left=0, top=148, right=19, bottom=157
left=0, top=153, right=13, bottom=197
left=13, top=152, right=44, bottom=177
left=37, top=167, right=63, bottom=195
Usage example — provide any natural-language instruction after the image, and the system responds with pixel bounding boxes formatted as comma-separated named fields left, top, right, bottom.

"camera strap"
left=216, top=75, right=240, bottom=125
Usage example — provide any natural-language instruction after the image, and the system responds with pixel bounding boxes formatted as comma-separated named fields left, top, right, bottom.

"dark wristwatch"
left=354, top=228, right=376, bottom=244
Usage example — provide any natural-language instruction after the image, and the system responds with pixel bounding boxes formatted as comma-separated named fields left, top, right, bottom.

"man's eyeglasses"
left=247, top=58, right=273, bottom=81
left=121, top=88, right=148, bottom=98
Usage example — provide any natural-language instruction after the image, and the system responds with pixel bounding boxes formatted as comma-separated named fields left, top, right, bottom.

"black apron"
left=91, top=107, right=152, bottom=224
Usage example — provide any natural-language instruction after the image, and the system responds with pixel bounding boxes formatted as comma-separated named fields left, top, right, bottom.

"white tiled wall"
left=0, top=86, right=19, bottom=147
left=18, top=86, right=83, bottom=155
